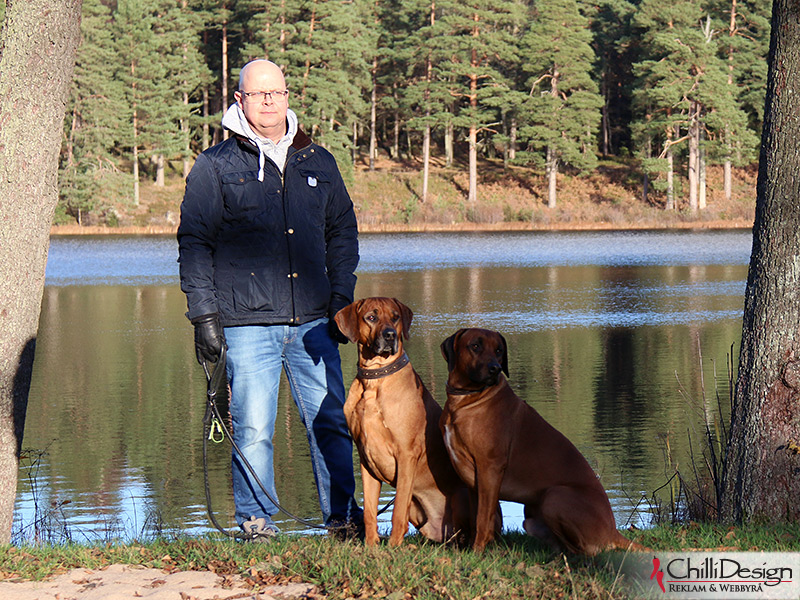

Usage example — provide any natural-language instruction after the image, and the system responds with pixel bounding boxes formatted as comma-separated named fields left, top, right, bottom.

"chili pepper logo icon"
left=651, top=556, right=666, bottom=593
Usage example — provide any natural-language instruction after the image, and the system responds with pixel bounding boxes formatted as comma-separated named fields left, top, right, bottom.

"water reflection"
left=17, top=231, right=750, bottom=542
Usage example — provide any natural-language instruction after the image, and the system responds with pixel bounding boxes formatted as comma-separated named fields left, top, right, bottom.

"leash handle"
left=202, top=346, right=228, bottom=398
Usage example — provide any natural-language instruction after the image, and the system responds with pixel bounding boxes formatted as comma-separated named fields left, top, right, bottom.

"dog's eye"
left=365, top=314, right=377, bottom=322
left=470, top=343, right=481, bottom=352
left=495, top=347, right=503, bottom=356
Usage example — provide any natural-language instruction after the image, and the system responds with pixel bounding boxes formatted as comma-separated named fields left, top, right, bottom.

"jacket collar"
left=235, top=126, right=312, bottom=155
left=290, top=128, right=312, bottom=152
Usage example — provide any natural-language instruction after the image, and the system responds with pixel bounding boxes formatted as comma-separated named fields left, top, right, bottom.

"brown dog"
left=335, top=298, right=471, bottom=546
left=440, top=328, right=639, bottom=555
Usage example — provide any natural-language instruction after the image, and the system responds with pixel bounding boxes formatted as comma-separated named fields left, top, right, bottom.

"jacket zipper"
left=281, top=144, right=308, bottom=325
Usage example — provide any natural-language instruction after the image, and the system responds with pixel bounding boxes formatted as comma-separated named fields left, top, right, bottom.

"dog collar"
left=445, top=382, right=492, bottom=395
left=357, top=352, right=410, bottom=380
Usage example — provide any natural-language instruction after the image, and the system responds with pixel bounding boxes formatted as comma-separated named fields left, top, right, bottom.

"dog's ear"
left=393, top=298, right=414, bottom=340
left=333, top=299, right=364, bottom=344
left=498, top=332, right=509, bottom=377
left=440, top=329, right=464, bottom=372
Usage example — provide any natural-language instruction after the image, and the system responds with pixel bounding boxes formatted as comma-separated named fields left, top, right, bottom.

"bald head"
left=238, top=60, right=285, bottom=91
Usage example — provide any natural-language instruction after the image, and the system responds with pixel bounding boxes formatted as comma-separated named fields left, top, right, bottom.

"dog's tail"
left=609, top=530, right=649, bottom=553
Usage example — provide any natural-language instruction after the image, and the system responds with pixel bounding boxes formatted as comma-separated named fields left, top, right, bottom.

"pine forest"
left=3, top=0, right=770, bottom=228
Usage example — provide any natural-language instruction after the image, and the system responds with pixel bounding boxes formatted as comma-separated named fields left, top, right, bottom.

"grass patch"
left=2, top=525, right=799, bottom=598
left=0, top=532, right=628, bottom=598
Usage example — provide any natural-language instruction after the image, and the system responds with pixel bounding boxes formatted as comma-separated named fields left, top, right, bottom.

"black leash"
left=201, top=347, right=333, bottom=538
left=200, top=347, right=394, bottom=539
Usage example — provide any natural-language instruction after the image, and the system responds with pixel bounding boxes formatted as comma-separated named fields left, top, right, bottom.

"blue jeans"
left=224, top=318, right=361, bottom=530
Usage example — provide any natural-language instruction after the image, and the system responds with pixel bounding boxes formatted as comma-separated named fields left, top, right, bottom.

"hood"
left=221, top=103, right=299, bottom=180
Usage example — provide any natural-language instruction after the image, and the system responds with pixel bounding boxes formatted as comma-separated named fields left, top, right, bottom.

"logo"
left=638, top=553, right=799, bottom=598
left=651, top=557, right=666, bottom=593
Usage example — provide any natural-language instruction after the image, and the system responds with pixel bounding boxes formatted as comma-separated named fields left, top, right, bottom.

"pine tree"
left=591, top=0, right=637, bottom=156
left=710, top=0, right=769, bottom=198
left=519, top=0, right=603, bottom=208
left=150, top=0, right=212, bottom=183
left=632, top=0, right=703, bottom=210
left=59, top=0, right=129, bottom=224
left=377, top=0, right=420, bottom=167
left=432, top=0, right=525, bottom=207
left=241, top=0, right=374, bottom=177
left=403, top=0, right=451, bottom=197
left=112, top=0, right=164, bottom=205
left=238, top=0, right=299, bottom=65
left=633, top=0, right=752, bottom=212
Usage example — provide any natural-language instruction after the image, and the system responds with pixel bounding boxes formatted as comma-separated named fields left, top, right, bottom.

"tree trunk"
left=724, top=157, right=733, bottom=201
left=156, top=154, right=165, bottom=187
left=279, top=0, right=287, bottom=58
left=202, top=86, right=210, bottom=150
left=688, top=101, right=699, bottom=213
left=724, top=0, right=737, bottom=201
left=665, top=124, right=676, bottom=210
left=666, top=146, right=674, bottom=211
left=422, top=6, right=433, bottom=202
left=509, top=115, right=517, bottom=161
left=369, top=56, right=377, bottom=171
left=422, top=124, right=431, bottom=202
left=468, top=124, right=477, bottom=205
left=0, top=0, right=82, bottom=544
left=502, top=115, right=509, bottom=168
left=546, top=67, right=559, bottom=209
left=642, top=135, right=651, bottom=204
left=352, top=121, right=358, bottom=165
left=392, top=107, right=400, bottom=160
left=601, top=61, right=610, bottom=157
left=546, top=145, right=557, bottom=208
left=721, top=0, right=800, bottom=524
left=182, top=91, right=191, bottom=179
left=301, top=1, right=316, bottom=106
left=132, top=100, right=140, bottom=206
left=445, top=119, right=454, bottom=167
left=467, top=13, right=480, bottom=207
left=699, top=133, right=707, bottom=210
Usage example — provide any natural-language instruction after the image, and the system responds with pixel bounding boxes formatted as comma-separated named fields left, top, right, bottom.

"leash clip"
left=208, top=417, right=225, bottom=443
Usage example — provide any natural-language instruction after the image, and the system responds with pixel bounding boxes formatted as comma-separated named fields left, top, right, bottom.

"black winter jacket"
left=177, top=128, right=359, bottom=327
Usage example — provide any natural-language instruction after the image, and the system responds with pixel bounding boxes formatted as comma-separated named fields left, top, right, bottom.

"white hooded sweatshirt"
left=221, top=103, right=299, bottom=181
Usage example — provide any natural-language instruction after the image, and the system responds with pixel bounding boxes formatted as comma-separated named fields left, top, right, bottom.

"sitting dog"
left=440, top=328, right=639, bottom=555
left=335, top=298, right=472, bottom=546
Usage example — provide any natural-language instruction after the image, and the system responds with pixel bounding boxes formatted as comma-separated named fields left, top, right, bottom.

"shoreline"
left=50, top=218, right=754, bottom=236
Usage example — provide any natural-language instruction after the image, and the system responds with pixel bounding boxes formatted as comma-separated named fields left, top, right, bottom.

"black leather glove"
left=192, top=313, right=226, bottom=364
left=328, top=293, right=351, bottom=345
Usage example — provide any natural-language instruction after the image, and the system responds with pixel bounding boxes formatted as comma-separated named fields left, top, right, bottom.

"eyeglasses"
left=239, top=90, right=289, bottom=103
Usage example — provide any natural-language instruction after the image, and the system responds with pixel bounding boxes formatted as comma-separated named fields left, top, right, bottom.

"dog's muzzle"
left=371, top=327, right=399, bottom=355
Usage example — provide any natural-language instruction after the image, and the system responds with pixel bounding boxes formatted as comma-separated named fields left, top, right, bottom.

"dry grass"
left=51, top=157, right=757, bottom=235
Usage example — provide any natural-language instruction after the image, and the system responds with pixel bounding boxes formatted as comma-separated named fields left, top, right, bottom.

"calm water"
left=16, top=230, right=752, bottom=543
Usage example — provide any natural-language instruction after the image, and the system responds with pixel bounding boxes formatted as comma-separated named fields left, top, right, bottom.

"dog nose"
left=382, top=328, right=397, bottom=342
left=487, top=361, right=501, bottom=377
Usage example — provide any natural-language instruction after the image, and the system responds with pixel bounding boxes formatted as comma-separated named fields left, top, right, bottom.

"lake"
left=15, top=229, right=752, bottom=543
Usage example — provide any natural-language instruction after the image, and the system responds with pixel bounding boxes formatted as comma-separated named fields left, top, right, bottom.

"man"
left=178, top=59, right=362, bottom=539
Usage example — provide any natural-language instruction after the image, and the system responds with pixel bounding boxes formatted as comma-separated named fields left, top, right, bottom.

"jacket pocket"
left=232, top=266, right=274, bottom=312
left=221, top=171, right=263, bottom=216
left=296, top=169, right=330, bottom=226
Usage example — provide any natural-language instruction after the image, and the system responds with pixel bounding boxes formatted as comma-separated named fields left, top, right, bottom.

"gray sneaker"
left=242, top=516, right=278, bottom=541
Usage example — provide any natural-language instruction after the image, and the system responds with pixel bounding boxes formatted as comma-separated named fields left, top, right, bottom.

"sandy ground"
left=0, top=564, right=320, bottom=600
